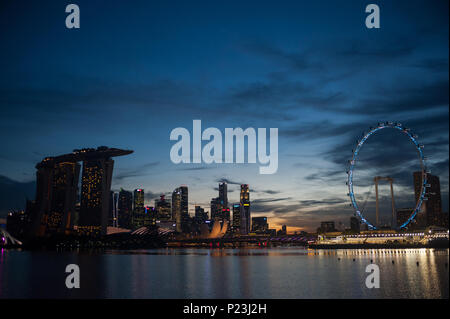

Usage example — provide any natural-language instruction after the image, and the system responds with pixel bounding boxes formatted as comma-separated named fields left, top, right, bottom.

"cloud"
left=0, top=175, right=35, bottom=217
left=241, top=42, right=321, bottom=72
left=410, top=58, right=449, bottom=72
left=114, top=161, right=160, bottom=181
left=251, top=197, right=293, bottom=213
left=254, top=189, right=281, bottom=195
left=299, top=198, right=347, bottom=207
left=353, top=80, right=449, bottom=116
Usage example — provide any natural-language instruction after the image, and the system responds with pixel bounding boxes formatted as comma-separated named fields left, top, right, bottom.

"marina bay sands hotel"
left=27, top=147, right=132, bottom=237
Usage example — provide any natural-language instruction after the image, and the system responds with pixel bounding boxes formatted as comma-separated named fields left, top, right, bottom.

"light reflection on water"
left=0, top=248, right=448, bottom=299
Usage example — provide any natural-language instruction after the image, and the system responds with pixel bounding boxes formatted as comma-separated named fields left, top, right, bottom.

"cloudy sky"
left=0, top=0, right=448, bottom=232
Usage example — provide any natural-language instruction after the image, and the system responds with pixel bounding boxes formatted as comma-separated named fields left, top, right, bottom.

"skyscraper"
left=239, top=184, right=250, bottom=235
left=414, top=172, right=442, bottom=227
left=232, top=204, right=241, bottom=233
left=210, top=197, right=220, bottom=220
left=179, top=185, right=190, bottom=233
left=78, top=158, right=114, bottom=236
left=133, top=189, right=145, bottom=214
left=172, top=188, right=182, bottom=232
left=132, top=189, right=145, bottom=229
left=194, top=206, right=208, bottom=223
left=31, top=160, right=80, bottom=236
left=144, top=206, right=156, bottom=226
left=171, top=186, right=189, bottom=233
left=155, top=195, right=171, bottom=221
left=108, top=191, right=119, bottom=227
left=27, top=147, right=132, bottom=237
left=219, top=182, right=228, bottom=210
left=118, top=189, right=133, bottom=229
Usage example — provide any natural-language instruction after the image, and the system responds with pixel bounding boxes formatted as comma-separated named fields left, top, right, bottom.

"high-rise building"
left=219, top=182, right=228, bottom=210
left=232, top=204, right=241, bottom=233
left=27, top=147, right=132, bottom=237
left=210, top=197, right=220, bottom=220
left=131, top=189, right=145, bottom=229
left=252, top=216, right=268, bottom=234
left=155, top=195, right=172, bottom=221
left=133, top=189, right=145, bottom=214
left=239, top=184, right=250, bottom=235
left=350, top=216, right=360, bottom=233
left=30, top=160, right=80, bottom=236
left=144, top=206, right=156, bottom=226
left=414, top=172, right=442, bottom=227
left=172, top=188, right=182, bottom=232
left=222, top=207, right=231, bottom=222
left=193, top=206, right=208, bottom=233
left=179, top=186, right=190, bottom=233
left=108, top=191, right=119, bottom=227
left=194, top=206, right=208, bottom=223
left=171, top=186, right=189, bottom=233
left=424, top=174, right=442, bottom=226
left=118, top=189, right=133, bottom=229
left=78, top=157, right=115, bottom=236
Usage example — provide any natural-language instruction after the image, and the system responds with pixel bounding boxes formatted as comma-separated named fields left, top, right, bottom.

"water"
left=0, top=248, right=448, bottom=299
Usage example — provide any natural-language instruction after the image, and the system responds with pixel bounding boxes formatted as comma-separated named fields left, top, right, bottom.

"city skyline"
left=6, top=141, right=446, bottom=235
left=0, top=0, right=448, bottom=232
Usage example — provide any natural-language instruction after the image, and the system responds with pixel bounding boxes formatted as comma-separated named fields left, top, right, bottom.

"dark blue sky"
left=0, top=0, right=448, bottom=231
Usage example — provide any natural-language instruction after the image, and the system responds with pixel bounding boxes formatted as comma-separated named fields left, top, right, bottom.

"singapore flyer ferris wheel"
left=347, top=122, right=428, bottom=230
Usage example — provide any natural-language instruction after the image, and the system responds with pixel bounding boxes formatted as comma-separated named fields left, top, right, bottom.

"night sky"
left=0, top=0, right=448, bottom=232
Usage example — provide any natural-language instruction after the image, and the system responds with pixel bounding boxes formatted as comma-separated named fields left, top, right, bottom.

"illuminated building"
left=210, top=197, right=220, bottom=220
left=350, top=216, right=360, bottom=233
left=219, top=182, right=228, bottom=210
left=155, top=195, right=171, bottom=221
left=78, top=157, right=114, bottom=236
left=179, top=185, right=190, bottom=233
left=109, top=191, right=119, bottom=227
left=144, top=206, right=156, bottom=226
left=172, top=188, right=182, bottom=232
left=232, top=204, right=241, bottom=233
left=239, top=184, right=250, bottom=235
left=251, top=216, right=268, bottom=234
left=133, top=189, right=145, bottom=214
left=414, top=172, right=442, bottom=227
left=30, top=160, right=80, bottom=236
left=28, top=147, right=132, bottom=237
left=118, top=189, right=133, bottom=229
left=132, top=189, right=145, bottom=229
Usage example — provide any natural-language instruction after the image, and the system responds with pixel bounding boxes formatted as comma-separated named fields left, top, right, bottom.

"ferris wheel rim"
left=347, top=122, right=427, bottom=230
